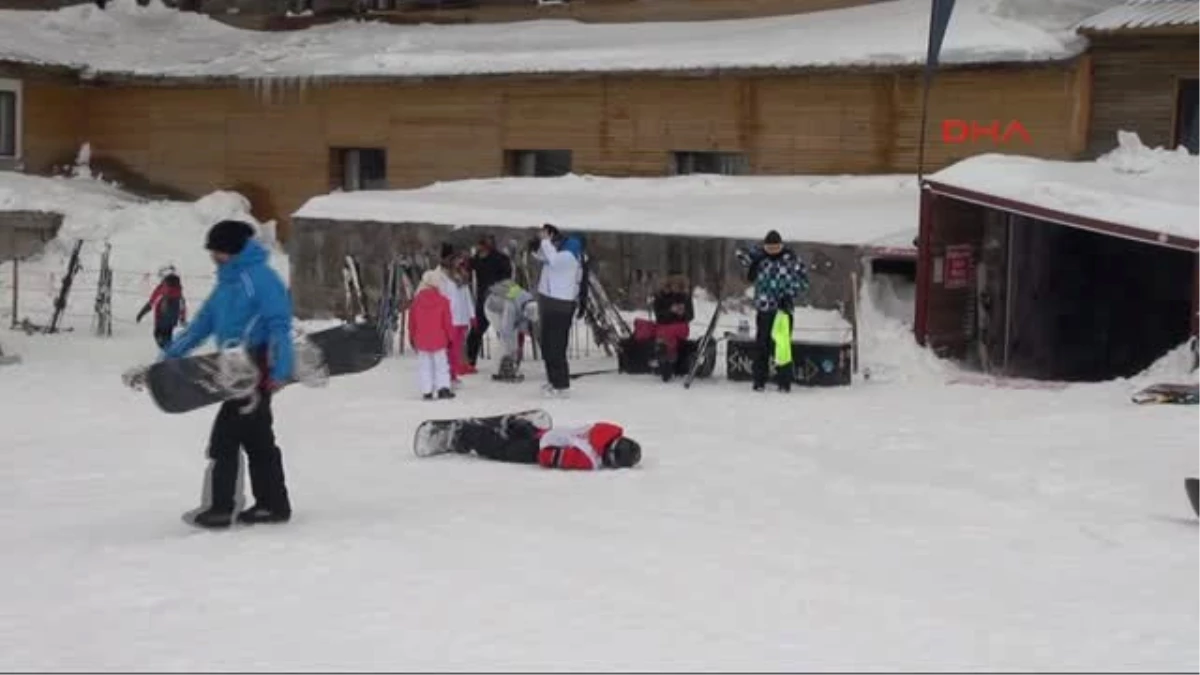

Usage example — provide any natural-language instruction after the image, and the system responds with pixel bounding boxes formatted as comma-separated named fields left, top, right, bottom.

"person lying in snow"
left=483, top=278, right=539, bottom=382
left=454, top=417, right=642, bottom=470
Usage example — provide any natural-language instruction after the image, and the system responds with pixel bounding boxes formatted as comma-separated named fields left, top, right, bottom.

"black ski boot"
left=654, top=342, right=674, bottom=382
left=191, top=508, right=233, bottom=529
left=422, top=393, right=434, bottom=401
left=237, top=503, right=291, bottom=525
left=436, top=387, right=456, bottom=399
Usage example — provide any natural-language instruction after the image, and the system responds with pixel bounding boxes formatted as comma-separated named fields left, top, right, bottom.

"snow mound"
left=0, top=0, right=1102, bottom=80
left=854, top=272, right=952, bottom=384
left=1132, top=340, right=1199, bottom=384
left=1097, top=129, right=1199, bottom=174
left=0, top=167, right=285, bottom=331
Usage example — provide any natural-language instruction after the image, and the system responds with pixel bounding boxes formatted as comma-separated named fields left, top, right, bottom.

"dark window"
left=330, top=148, right=387, bottom=191
left=505, top=149, right=572, bottom=177
left=1174, top=78, right=1198, bottom=155
left=0, top=90, right=16, bottom=158
left=671, top=151, right=748, bottom=175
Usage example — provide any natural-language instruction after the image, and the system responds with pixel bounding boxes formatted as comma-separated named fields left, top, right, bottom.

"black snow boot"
left=437, top=387, right=456, bottom=399
left=237, top=503, right=291, bottom=525
left=191, top=508, right=234, bottom=529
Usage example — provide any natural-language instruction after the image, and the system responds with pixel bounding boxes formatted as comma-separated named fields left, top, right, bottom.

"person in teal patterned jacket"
left=735, top=230, right=809, bottom=392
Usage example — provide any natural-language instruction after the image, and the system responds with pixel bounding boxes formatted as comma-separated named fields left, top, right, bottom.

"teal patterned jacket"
left=736, top=245, right=809, bottom=313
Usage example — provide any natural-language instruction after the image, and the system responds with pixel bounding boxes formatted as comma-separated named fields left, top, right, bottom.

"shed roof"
left=292, top=174, right=919, bottom=253
left=924, top=133, right=1200, bottom=252
left=1075, top=0, right=1198, bottom=32
left=0, top=0, right=1109, bottom=82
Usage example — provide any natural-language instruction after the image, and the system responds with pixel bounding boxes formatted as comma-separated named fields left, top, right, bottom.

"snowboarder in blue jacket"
left=162, top=219, right=296, bottom=529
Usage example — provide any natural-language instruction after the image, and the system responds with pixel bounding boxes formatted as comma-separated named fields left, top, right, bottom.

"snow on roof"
left=292, top=174, right=918, bottom=250
left=926, top=132, right=1200, bottom=246
left=0, top=0, right=1109, bottom=81
left=1075, top=0, right=1198, bottom=31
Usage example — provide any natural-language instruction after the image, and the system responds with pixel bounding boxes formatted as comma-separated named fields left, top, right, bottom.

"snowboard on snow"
left=1130, top=383, right=1198, bottom=405
left=139, top=322, right=385, bottom=414
left=413, top=409, right=552, bottom=458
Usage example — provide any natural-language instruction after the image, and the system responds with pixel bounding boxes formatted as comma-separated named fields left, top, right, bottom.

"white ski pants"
left=416, top=349, right=451, bottom=395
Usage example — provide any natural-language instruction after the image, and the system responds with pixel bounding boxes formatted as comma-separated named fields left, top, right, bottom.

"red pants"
left=633, top=319, right=689, bottom=359
left=450, top=325, right=469, bottom=378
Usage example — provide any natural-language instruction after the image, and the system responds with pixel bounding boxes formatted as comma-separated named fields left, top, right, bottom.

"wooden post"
left=849, top=269, right=860, bottom=374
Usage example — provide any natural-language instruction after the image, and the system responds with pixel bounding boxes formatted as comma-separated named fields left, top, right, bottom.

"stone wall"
left=289, top=217, right=864, bottom=323
left=0, top=210, right=62, bottom=261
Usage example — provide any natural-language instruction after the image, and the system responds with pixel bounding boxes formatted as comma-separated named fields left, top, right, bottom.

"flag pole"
left=917, top=0, right=956, bottom=182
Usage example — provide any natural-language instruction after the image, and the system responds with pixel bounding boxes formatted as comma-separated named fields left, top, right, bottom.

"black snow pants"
left=753, top=309, right=794, bottom=391
left=203, top=391, right=291, bottom=515
left=153, top=329, right=173, bottom=349
left=538, top=294, right=575, bottom=390
left=466, top=300, right=490, bottom=366
left=457, top=420, right=539, bottom=464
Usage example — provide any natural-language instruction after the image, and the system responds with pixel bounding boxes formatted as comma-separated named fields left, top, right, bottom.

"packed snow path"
left=0, top=333, right=1195, bottom=671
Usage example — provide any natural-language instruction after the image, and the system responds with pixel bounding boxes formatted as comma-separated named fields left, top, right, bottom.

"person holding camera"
left=530, top=223, right=587, bottom=396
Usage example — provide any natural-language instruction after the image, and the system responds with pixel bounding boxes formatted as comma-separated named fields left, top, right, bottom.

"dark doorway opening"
left=1005, top=218, right=1194, bottom=381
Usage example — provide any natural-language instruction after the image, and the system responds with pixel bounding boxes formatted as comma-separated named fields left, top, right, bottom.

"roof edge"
left=922, top=179, right=1199, bottom=252
left=0, top=51, right=1085, bottom=88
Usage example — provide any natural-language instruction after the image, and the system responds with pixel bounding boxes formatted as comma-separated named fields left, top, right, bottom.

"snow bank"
left=295, top=174, right=918, bottom=249
left=0, top=0, right=1112, bottom=80
left=1132, top=339, right=1199, bottom=384
left=0, top=167, right=284, bottom=331
left=926, top=131, right=1200, bottom=244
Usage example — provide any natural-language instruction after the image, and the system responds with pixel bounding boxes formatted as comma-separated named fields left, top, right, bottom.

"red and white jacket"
left=535, top=422, right=624, bottom=470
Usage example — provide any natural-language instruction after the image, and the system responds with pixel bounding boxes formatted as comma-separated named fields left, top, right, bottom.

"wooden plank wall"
left=1086, top=34, right=1199, bottom=158
left=17, top=59, right=1085, bottom=239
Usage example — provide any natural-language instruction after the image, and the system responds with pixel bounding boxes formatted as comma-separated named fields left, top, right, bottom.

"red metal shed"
left=914, top=150, right=1199, bottom=381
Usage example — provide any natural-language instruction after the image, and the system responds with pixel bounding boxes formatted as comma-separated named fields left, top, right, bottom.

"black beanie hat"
left=607, top=436, right=642, bottom=469
left=205, top=220, right=256, bottom=255
left=764, top=230, right=783, bottom=245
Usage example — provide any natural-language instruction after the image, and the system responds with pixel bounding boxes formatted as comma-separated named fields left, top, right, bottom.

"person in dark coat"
left=735, top=230, right=809, bottom=392
left=466, top=234, right=513, bottom=367
left=137, top=272, right=188, bottom=348
left=649, top=273, right=694, bottom=381
left=160, top=220, right=296, bottom=529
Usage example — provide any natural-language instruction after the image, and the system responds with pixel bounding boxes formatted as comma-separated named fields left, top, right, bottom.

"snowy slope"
left=0, top=0, right=1117, bottom=80
left=927, top=132, right=1200, bottom=244
left=0, top=166, right=284, bottom=333
left=1, top=131, right=1195, bottom=672
left=293, top=174, right=918, bottom=250
left=0, top=282, right=1194, bottom=671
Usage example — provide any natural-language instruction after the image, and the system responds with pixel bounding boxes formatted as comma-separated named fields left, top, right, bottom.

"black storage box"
left=725, top=335, right=852, bottom=386
left=618, top=337, right=717, bottom=379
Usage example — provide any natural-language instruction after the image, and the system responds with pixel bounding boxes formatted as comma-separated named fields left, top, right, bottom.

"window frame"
left=669, top=151, right=748, bottom=176
left=329, top=147, right=388, bottom=191
left=504, top=149, right=573, bottom=177
left=0, top=78, right=22, bottom=163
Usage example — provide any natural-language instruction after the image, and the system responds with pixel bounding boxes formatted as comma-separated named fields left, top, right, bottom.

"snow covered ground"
left=0, top=0, right=1121, bottom=80
left=293, top=173, right=918, bottom=251
left=0, top=171, right=1197, bottom=671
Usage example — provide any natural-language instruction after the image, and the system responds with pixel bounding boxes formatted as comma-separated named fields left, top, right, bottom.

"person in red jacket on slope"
left=455, top=417, right=641, bottom=470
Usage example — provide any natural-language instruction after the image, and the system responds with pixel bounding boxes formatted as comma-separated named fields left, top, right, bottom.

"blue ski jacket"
left=162, top=239, right=295, bottom=383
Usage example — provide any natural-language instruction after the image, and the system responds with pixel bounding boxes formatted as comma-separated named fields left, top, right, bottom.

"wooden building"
left=914, top=150, right=1199, bottom=382
left=1076, top=0, right=1199, bottom=157
left=0, top=0, right=1098, bottom=240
